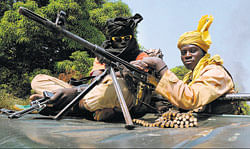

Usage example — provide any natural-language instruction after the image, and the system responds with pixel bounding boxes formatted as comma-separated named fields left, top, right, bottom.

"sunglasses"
left=111, top=35, right=133, bottom=42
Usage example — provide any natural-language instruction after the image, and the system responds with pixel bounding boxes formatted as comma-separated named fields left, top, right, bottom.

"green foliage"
left=89, top=0, right=131, bottom=32
left=0, top=1, right=28, bottom=18
left=55, top=51, right=94, bottom=78
left=29, top=68, right=53, bottom=81
left=0, top=2, right=11, bottom=19
left=0, top=66, right=29, bottom=97
left=0, top=0, right=106, bottom=71
left=0, top=0, right=132, bottom=100
left=170, top=65, right=190, bottom=80
left=0, top=89, right=29, bottom=110
left=0, top=66, right=52, bottom=98
left=239, top=102, right=250, bottom=115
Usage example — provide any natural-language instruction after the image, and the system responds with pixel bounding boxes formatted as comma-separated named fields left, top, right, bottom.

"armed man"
left=131, top=15, right=240, bottom=114
left=29, top=14, right=163, bottom=121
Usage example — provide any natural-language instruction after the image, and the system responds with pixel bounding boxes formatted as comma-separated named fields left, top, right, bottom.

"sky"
left=120, top=0, right=250, bottom=93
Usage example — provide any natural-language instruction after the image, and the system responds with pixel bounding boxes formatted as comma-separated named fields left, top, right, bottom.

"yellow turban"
left=177, top=15, right=214, bottom=52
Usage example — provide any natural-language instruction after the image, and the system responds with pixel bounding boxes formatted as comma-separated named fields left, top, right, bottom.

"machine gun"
left=18, top=7, right=159, bottom=129
left=8, top=91, right=54, bottom=119
left=17, top=7, right=250, bottom=128
left=18, top=7, right=158, bottom=87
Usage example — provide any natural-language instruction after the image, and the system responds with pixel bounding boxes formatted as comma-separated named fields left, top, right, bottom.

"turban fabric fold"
left=177, top=15, right=214, bottom=52
left=105, top=13, right=143, bottom=38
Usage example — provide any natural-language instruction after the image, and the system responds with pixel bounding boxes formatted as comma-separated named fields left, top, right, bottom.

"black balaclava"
left=101, top=14, right=143, bottom=62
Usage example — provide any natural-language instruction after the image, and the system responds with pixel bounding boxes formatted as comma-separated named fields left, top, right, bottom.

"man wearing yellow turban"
left=132, top=15, right=237, bottom=114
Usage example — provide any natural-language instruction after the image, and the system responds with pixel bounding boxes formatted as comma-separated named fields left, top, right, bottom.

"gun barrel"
left=19, top=7, right=56, bottom=29
left=218, top=93, right=250, bottom=101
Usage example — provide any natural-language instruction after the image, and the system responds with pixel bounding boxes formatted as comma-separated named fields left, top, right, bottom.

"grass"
left=0, top=90, right=30, bottom=110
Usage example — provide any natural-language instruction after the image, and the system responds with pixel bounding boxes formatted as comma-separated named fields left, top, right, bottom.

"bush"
left=0, top=89, right=29, bottom=110
left=170, top=65, right=190, bottom=80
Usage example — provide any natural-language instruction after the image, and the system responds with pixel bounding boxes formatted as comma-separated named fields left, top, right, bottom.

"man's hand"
left=48, top=88, right=79, bottom=110
left=130, top=57, right=168, bottom=77
left=29, top=88, right=79, bottom=116
left=29, top=94, right=43, bottom=102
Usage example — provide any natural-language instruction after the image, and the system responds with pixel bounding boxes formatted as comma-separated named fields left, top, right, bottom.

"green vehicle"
left=1, top=112, right=250, bottom=148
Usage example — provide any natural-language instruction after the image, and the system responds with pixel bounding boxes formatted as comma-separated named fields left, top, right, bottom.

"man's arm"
left=130, top=57, right=168, bottom=77
left=132, top=57, right=234, bottom=110
left=155, top=65, right=234, bottom=110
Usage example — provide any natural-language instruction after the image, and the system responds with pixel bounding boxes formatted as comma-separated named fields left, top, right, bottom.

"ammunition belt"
left=133, top=109, right=198, bottom=128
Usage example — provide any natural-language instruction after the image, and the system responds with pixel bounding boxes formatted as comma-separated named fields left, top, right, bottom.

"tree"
left=0, top=1, right=11, bottom=18
left=88, top=0, right=131, bottom=32
left=0, top=0, right=132, bottom=98
left=56, top=0, right=132, bottom=79
left=56, top=51, right=94, bottom=82
left=170, top=65, right=190, bottom=80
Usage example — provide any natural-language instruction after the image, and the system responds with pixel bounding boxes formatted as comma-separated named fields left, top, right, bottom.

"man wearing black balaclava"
left=30, top=14, right=150, bottom=121
left=91, top=13, right=146, bottom=77
left=80, top=13, right=150, bottom=121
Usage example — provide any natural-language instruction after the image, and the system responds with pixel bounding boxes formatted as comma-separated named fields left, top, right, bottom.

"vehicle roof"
left=1, top=113, right=250, bottom=148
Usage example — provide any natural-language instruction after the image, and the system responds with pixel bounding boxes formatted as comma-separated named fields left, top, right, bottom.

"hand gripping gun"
left=8, top=91, right=54, bottom=119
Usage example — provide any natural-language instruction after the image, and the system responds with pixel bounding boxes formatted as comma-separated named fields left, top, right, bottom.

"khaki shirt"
left=155, top=64, right=235, bottom=110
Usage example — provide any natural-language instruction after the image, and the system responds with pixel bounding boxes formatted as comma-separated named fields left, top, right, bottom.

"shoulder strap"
left=221, top=65, right=235, bottom=89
